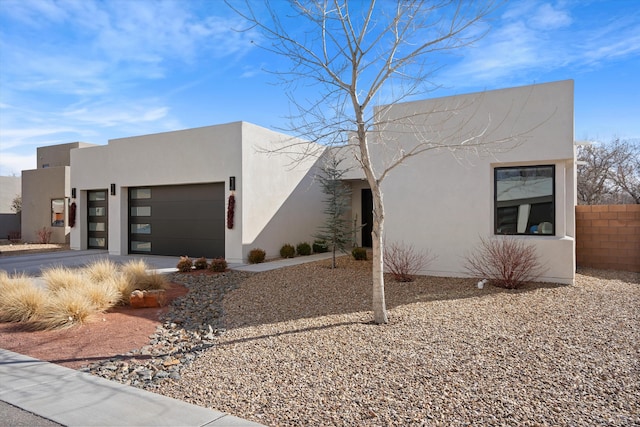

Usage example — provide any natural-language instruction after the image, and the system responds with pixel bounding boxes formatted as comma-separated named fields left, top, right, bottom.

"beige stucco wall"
left=21, top=166, right=70, bottom=244
left=344, top=80, right=576, bottom=284
left=70, top=122, right=326, bottom=263
left=36, top=142, right=96, bottom=169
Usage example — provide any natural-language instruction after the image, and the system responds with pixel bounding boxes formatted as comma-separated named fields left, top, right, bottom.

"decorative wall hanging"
left=227, top=193, right=235, bottom=229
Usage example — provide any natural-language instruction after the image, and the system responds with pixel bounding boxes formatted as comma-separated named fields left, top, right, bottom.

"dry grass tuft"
left=84, top=259, right=119, bottom=283
left=2, top=258, right=170, bottom=330
left=42, top=266, right=86, bottom=292
left=122, top=260, right=168, bottom=291
left=27, top=288, right=98, bottom=330
left=0, top=278, right=48, bottom=323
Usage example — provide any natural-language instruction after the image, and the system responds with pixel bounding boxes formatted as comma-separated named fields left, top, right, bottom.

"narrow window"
left=495, top=165, right=555, bottom=235
left=51, top=199, right=65, bottom=227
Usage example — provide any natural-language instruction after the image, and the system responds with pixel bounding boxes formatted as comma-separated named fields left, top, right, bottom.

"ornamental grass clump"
left=0, top=274, right=48, bottom=323
left=29, top=288, right=97, bottom=330
left=84, top=259, right=119, bottom=283
left=42, top=266, right=86, bottom=292
left=123, top=259, right=168, bottom=290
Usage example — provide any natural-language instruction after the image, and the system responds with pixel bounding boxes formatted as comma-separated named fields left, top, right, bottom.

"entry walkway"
left=0, top=249, right=338, bottom=426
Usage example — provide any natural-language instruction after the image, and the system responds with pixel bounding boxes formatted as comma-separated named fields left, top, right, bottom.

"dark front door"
left=87, top=190, right=108, bottom=249
left=361, top=189, right=373, bottom=248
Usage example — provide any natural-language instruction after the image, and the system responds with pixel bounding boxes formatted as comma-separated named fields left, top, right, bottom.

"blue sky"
left=1, top=0, right=639, bottom=176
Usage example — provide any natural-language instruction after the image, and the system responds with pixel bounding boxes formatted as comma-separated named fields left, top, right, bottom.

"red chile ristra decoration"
left=227, top=193, right=235, bottom=229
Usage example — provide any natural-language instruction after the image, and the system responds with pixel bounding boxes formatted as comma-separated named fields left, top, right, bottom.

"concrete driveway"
left=0, top=250, right=180, bottom=276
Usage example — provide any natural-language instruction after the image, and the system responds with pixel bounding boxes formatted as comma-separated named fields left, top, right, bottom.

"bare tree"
left=228, top=0, right=504, bottom=324
left=609, top=139, right=640, bottom=204
left=576, top=143, right=616, bottom=205
left=577, top=138, right=640, bottom=204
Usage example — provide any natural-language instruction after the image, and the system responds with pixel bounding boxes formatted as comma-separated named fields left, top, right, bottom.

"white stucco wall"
left=70, top=122, right=326, bottom=263
left=345, top=80, right=576, bottom=284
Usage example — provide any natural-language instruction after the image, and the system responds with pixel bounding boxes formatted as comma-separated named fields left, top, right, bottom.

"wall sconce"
left=229, top=176, right=236, bottom=192
left=110, top=184, right=116, bottom=196
left=71, top=188, right=76, bottom=198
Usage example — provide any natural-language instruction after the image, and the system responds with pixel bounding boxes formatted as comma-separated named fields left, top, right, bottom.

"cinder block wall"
left=576, top=205, right=640, bottom=272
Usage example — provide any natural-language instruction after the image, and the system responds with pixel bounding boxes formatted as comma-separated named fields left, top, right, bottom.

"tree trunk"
left=371, top=184, right=388, bottom=324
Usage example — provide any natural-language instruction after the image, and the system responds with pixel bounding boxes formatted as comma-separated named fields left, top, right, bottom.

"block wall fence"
left=575, top=205, right=640, bottom=272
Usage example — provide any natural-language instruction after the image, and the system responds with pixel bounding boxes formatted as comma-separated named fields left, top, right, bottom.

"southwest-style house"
left=21, top=80, right=576, bottom=284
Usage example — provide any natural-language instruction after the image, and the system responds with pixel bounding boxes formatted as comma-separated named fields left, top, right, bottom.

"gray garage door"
left=128, top=183, right=225, bottom=258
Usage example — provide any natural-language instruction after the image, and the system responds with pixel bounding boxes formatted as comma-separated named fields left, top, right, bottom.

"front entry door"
left=87, top=190, right=108, bottom=249
left=361, top=189, right=373, bottom=248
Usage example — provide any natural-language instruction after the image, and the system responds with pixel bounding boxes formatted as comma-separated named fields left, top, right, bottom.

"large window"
left=495, top=165, right=555, bottom=235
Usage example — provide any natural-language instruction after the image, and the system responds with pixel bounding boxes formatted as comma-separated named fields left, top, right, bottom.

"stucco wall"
left=240, top=123, right=326, bottom=260
left=21, top=166, right=70, bottom=244
left=345, top=80, right=576, bottom=284
left=70, top=122, right=326, bottom=263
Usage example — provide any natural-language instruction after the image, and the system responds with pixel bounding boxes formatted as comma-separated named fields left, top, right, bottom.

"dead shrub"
left=37, top=226, right=52, bottom=244
left=464, top=236, right=546, bottom=289
left=384, top=241, right=436, bottom=282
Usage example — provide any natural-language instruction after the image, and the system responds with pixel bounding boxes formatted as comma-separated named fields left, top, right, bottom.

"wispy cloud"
left=440, top=1, right=640, bottom=88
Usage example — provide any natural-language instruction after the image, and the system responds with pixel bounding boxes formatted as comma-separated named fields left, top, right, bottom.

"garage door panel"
left=129, top=183, right=225, bottom=258
left=151, top=238, right=225, bottom=258
left=151, top=220, right=225, bottom=240
left=152, top=202, right=222, bottom=220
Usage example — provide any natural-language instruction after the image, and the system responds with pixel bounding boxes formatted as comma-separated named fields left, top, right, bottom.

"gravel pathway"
left=88, top=256, right=639, bottom=426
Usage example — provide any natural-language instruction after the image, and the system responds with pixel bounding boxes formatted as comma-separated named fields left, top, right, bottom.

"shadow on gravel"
left=207, top=256, right=570, bottom=330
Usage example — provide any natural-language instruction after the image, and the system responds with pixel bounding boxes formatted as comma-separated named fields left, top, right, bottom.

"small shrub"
left=209, top=257, right=228, bottom=272
left=296, top=242, right=312, bottom=256
left=36, top=226, right=52, bottom=244
left=280, top=244, right=295, bottom=258
left=352, top=247, right=367, bottom=260
left=313, top=240, right=329, bottom=253
left=194, top=257, right=208, bottom=270
left=248, top=248, right=266, bottom=264
left=176, top=256, right=193, bottom=272
left=384, top=241, right=436, bottom=282
left=464, top=236, right=547, bottom=289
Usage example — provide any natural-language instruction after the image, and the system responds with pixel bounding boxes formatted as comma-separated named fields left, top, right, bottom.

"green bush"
left=176, top=256, right=193, bottom=272
left=296, top=242, right=312, bottom=256
left=248, top=248, right=266, bottom=264
left=352, top=247, right=367, bottom=261
left=209, top=258, right=228, bottom=272
left=194, top=257, right=208, bottom=270
left=280, top=244, right=295, bottom=258
left=313, top=240, right=329, bottom=253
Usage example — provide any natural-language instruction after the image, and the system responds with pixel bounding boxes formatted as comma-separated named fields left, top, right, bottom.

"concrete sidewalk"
left=0, top=349, right=263, bottom=426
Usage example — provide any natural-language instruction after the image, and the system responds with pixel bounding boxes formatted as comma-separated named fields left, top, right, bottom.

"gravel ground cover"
left=153, top=257, right=639, bottom=426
